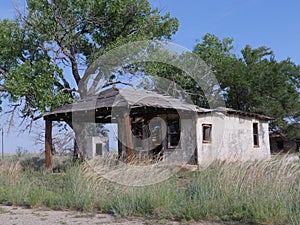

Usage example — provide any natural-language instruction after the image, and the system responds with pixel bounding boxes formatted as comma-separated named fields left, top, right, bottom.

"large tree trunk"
left=72, top=121, right=100, bottom=161
left=73, top=139, right=83, bottom=161
left=67, top=121, right=88, bottom=161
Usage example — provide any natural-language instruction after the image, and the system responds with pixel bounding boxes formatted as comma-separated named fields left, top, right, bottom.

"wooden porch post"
left=45, top=119, right=52, bottom=170
left=124, top=113, right=133, bottom=162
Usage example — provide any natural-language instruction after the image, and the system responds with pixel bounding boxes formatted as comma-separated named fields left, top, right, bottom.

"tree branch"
left=0, top=68, right=8, bottom=78
left=5, top=101, right=21, bottom=132
left=0, top=86, right=6, bottom=92
left=73, top=26, right=88, bottom=41
left=56, top=87, right=78, bottom=95
left=102, top=81, right=134, bottom=89
left=51, top=4, right=86, bottom=87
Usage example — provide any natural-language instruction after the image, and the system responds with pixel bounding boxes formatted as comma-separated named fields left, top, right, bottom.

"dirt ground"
left=0, top=204, right=221, bottom=225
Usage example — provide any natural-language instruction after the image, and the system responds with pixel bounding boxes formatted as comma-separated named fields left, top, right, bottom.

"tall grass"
left=0, top=154, right=299, bottom=224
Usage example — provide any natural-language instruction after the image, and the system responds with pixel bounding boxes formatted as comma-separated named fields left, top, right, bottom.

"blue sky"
left=1, top=0, right=300, bottom=152
left=149, top=0, right=300, bottom=63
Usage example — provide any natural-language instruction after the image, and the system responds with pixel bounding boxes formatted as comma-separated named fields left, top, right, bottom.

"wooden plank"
left=124, top=114, right=133, bottom=162
left=45, top=119, right=52, bottom=170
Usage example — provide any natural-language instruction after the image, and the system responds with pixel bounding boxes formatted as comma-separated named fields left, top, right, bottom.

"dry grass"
left=0, top=153, right=299, bottom=224
left=83, top=155, right=183, bottom=186
left=0, top=159, right=22, bottom=180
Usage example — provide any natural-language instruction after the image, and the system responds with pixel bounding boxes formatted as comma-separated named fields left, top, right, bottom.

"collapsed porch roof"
left=42, top=87, right=272, bottom=122
left=43, top=87, right=209, bottom=122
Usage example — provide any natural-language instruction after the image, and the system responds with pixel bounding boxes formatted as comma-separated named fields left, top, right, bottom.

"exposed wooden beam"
left=45, top=119, right=52, bottom=170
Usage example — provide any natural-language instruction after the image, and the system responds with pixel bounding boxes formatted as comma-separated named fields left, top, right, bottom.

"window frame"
left=202, top=124, right=212, bottom=143
left=95, top=143, right=103, bottom=156
left=253, top=123, right=259, bottom=147
left=167, top=120, right=180, bottom=148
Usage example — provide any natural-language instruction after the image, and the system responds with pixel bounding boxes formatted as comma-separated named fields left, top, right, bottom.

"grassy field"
left=0, top=153, right=299, bottom=225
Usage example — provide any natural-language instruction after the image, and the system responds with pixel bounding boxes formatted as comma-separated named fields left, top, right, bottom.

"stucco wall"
left=163, top=118, right=196, bottom=164
left=86, top=136, right=109, bottom=158
left=196, top=112, right=271, bottom=165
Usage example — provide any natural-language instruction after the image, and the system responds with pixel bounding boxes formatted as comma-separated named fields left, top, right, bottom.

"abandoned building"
left=43, top=87, right=272, bottom=169
left=270, top=134, right=300, bottom=153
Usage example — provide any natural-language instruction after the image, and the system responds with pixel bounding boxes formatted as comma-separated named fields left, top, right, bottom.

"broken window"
left=96, top=143, right=103, bottom=156
left=168, top=120, right=180, bottom=148
left=276, top=140, right=284, bottom=150
left=202, top=124, right=212, bottom=143
left=297, top=140, right=300, bottom=152
left=253, top=123, right=259, bottom=147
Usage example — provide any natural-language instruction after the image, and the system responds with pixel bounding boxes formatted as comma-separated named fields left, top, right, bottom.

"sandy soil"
left=0, top=204, right=220, bottom=225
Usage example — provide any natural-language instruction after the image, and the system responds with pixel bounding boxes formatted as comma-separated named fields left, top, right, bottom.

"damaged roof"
left=43, top=87, right=209, bottom=118
left=209, top=107, right=273, bottom=120
left=43, top=87, right=272, bottom=121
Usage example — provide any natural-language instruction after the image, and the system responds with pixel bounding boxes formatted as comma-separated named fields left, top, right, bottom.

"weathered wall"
left=86, top=136, right=109, bottom=158
left=163, top=118, right=196, bottom=164
left=196, top=112, right=271, bottom=165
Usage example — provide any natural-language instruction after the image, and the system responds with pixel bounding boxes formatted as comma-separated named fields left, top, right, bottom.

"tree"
left=193, top=33, right=300, bottom=133
left=142, top=33, right=300, bottom=137
left=143, top=34, right=300, bottom=138
left=0, top=0, right=179, bottom=157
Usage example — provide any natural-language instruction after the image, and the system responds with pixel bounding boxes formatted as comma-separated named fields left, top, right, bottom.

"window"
left=276, top=140, right=284, bottom=150
left=296, top=140, right=300, bottom=152
left=168, top=121, right=180, bottom=148
left=253, top=123, right=259, bottom=147
left=202, top=124, right=212, bottom=143
left=96, top=143, right=103, bottom=156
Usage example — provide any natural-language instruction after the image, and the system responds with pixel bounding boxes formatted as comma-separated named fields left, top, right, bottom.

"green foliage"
left=140, top=47, right=216, bottom=108
left=0, top=0, right=179, bottom=117
left=193, top=33, right=300, bottom=132
left=141, top=33, right=300, bottom=135
left=4, top=59, right=73, bottom=114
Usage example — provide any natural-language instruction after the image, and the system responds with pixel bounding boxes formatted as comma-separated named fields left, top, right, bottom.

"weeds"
left=0, top=154, right=299, bottom=224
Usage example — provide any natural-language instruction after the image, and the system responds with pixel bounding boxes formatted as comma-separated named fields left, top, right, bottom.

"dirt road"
left=0, top=204, right=219, bottom=225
